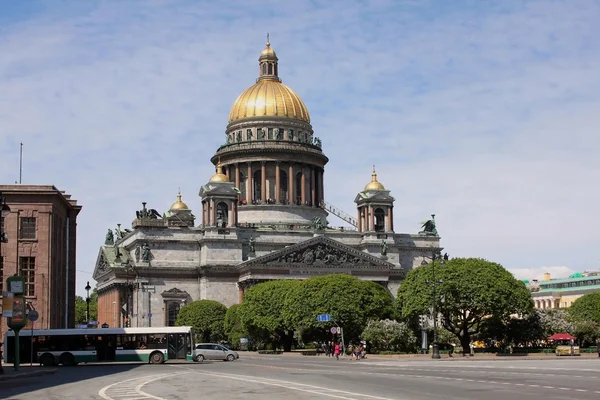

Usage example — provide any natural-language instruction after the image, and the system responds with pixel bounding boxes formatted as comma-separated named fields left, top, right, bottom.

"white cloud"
left=0, top=0, right=599, bottom=296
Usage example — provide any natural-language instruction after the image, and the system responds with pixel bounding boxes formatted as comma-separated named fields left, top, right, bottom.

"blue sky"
left=0, top=0, right=599, bottom=297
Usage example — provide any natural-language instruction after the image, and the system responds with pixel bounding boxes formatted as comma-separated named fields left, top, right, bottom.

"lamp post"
left=85, top=281, right=91, bottom=325
left=421, top=250, right=449, bottom=360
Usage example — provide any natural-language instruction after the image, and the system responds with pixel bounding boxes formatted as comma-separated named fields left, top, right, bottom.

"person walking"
left=334, top=343, right=340, bottom=360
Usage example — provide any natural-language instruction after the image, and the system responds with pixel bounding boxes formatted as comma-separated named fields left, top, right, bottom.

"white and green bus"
left=2, top=326, right=195, bottom=366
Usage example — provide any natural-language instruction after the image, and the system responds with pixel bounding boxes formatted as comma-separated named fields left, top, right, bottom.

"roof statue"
left=419, top=214, right=438, bottom=237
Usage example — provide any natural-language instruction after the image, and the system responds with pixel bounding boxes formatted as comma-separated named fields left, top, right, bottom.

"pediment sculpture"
left=271, top=242, right=364, bottom=266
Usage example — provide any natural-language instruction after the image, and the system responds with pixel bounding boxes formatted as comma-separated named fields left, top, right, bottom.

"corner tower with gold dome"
left=209, top=38, right=328, bottom=226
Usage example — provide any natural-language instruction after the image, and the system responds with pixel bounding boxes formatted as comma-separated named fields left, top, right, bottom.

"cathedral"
left=94, top=39, right=441, bottom=328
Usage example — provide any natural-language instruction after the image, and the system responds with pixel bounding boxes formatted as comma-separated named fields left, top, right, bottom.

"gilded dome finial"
left=170, top=189, right=189, bottom=210
left=266, top=32, right=270, bottom=47
left=364, top=165, right=385, bottom=191
left=209, top=158, right=230, bottom=183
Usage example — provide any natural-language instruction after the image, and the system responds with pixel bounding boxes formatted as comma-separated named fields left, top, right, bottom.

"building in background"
left=526, top=271, right=600, bottom=309
left=0, top=185, right=81, bottom=335
left=93, top=40, right=441, bottom=328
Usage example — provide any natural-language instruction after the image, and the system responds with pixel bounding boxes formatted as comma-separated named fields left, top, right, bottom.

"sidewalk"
left=0, top=364, right=58, bottom=381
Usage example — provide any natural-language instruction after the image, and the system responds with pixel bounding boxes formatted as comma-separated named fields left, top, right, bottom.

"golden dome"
left=364, top=166, right=385, bottom=191
left=228, top=37, right=310, bottom=124
left=209, top=162, right=230, bottom=183
left=170, top=191, right=189, bottom=210
left=259, top=37, right=278, bottom=61
left=228, top=80, right=310, bottom=124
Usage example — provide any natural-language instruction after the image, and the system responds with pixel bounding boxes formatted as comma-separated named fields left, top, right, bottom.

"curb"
left=0, top=368, right=58, bottom=381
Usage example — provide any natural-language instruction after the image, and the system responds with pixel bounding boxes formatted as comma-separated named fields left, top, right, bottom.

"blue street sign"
left=133, top=314, right=137, bottom=318
left=148, top=313, right=152, bottom=318
left=89, top=321, right=99, bottom=325
left=317, top=314, right=331, bottom=322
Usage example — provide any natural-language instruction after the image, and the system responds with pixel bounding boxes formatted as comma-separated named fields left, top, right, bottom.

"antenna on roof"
left=19, top=142, right=23, bottom=184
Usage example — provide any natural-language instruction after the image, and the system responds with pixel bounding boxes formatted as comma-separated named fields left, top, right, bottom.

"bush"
left=176, top=300, right=228, bottom=342
left=361, top=319, right=418, bottom=353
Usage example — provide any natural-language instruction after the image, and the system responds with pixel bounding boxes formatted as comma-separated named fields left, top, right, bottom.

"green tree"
left=75, top=288, right=98, bottom=325
left=176, top=300, right=227, bottom=342
left=239, top=280, right=300, bottom=352
left=573, top=320, right=600, bottom=346
left=283, top=274, right=394, bottom=342
left=398, top=257, right=533, bottom=354
left=538, top=309, right=574, bottom=337
left=224, top=304, right=248, bottom=348
left=361, top=319, right=418, bottom=353
left=569, top=293, right=600, bottom=325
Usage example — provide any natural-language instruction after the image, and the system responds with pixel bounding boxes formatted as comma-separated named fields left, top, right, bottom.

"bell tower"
left=199, top=162, right=241, bottom=228
left=355, top=166, right=395, bottom=234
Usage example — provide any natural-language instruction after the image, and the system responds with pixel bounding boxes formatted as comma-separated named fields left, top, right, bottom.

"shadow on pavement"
left=0, top=363, right=147, bottom=398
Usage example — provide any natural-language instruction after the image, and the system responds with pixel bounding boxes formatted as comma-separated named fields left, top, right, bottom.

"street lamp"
left=85, top=281, right=91, bottom=325
left=421, top=251, right=449, bottom=360
left=123, top=260, right=134, bottom=328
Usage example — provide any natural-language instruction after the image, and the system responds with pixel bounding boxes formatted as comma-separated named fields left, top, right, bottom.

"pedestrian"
left=334, top=343, right=340, bottom=360
left=597, top=339, right=600, bottom=358
left=0, top=343, right=3, bottom=375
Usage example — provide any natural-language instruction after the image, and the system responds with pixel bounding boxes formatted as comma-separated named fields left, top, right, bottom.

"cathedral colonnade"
left=222, top=161, right=325, bottom=207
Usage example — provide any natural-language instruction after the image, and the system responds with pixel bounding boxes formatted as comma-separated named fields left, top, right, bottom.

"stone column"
left=288, top=164, right=294, bottom=204
left=357, top=208, right=362, bottom=232
left=319, top=168, right=325, bottom=205
left=389, top=207, right=394, bottom=231
left=301, top=166, right=306, bottom=205
left=210, top=199, right=216, bottom=226
left=238, top=286, right=244, bottom=303
left=275, top=162, right=281, bottom=203
left=202, top=202, right=207, bottom=226
left=228, top=201, right=234, bottom=227
left=246, top=162, right=252, bottom=203
left=224, top=165, right=229, bottom=178
left=235, top=163, right=240, bottom=191
left=261, top=161, right=266, bottom=202
left=370, top=205, right=375, bottom=231
left=311, top=168, right=316, bottom=206
left=386, top=207, right=391, bottom=231
left=206, top=200, right=211, bottom=226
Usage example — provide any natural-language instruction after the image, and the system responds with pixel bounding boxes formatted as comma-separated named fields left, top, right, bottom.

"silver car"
left=193, top=343, right=239, bottom=362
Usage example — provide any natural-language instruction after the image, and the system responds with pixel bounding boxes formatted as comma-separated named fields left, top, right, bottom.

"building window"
left=166, top=302, right=180, bottom=327
left=20, top=257, right=35, bottom=296
left=20, top=217, right=36, bottom=239
left=374, top=208, right=386, bottom=232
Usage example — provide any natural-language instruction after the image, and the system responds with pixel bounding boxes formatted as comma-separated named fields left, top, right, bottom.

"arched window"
left=253, top=170, right=262, bottom=201
left=374, top=208, right=385, bottom=232
left=167, top=302, right=180, bottom=327
left=279, top=171, right=288, bottom=203
left=216, top=202, right=229, bottom=227
left=268, top=63, right=273, bottom=75
left=262, top=63, right=267, bottom=75
left=295, top=172, right=302, bottom=204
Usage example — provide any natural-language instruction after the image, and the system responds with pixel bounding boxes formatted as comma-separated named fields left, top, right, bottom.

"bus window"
left=147, top=334, right=166, bottom=349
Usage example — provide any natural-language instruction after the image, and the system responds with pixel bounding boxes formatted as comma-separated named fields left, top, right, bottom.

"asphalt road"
left=1, top=355, right=599, bottom=400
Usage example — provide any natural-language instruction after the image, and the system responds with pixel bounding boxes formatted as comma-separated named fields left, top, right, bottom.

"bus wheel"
left=150, top=352, right=164, bottom=364
left=40, top=353, right=55, bottom=367
left=60, top=352, right=76, bottom=366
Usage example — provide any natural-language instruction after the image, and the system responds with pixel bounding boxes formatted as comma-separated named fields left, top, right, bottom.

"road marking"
left=206, top=362, right=597, bottom=395
left=178, top=367, right=401, bottom=400
left=98, top=373, right=187, bottom=400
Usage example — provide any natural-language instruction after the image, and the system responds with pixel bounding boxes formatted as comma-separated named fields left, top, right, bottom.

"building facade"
left=0, top=185, right=81, bottom=336
left=93, top=40, right=441, bottom=328
left=527, top=271, right=600, bottom=309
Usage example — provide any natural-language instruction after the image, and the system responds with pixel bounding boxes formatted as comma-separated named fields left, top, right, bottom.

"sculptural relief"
left=272, top=243, right=363, bottom=265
